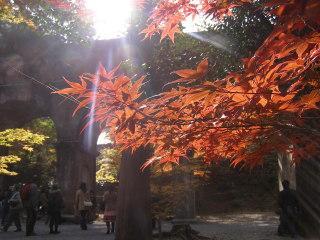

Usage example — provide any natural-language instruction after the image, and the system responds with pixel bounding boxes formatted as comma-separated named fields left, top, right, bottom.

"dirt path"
left=162, top=212, right=308, bottom=240
left=0, top=212, right=313, bottom=240
left=0, top=221, right=113, bottom=240
left=191, top=212, right=304, bottom=240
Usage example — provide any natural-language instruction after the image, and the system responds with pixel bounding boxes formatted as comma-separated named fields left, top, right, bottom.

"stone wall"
left=0, top=25, right=123, bottom=212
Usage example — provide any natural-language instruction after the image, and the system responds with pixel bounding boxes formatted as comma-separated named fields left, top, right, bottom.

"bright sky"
left=97, top=131, right=112, bottom=145
left=85, top=0, right=204, bottom=39
left=85, top=0, right=134, bottom=39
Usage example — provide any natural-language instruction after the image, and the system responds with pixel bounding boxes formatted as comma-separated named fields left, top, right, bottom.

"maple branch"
left=214, top=88, right=287, bottom=96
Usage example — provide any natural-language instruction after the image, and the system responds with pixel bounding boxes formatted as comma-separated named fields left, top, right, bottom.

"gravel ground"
left=0, top=212, right=314, bottom=240
left=190, top=212, right=305, bottom=240
left=0, top=221, right=113, bottom=240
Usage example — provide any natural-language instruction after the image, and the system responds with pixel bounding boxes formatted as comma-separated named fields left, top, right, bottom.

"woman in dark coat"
left=47, top=184, right=64, bottom=234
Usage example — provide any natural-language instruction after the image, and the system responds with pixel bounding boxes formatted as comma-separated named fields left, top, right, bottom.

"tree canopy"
left=0, top=128, right=46, bottom=175
left=1, top=118, right=57, bottom=188
left=56, top=0, right=320, bottom=169
left=0, top=0, right=94, bottom=43
left=96, top=147, right=121, bottom=185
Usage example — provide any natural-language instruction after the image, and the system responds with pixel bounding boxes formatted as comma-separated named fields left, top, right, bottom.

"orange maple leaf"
left=170, top=59, right=208, bottom=84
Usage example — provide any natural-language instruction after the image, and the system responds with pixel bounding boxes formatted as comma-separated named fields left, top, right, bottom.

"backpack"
left=20, top=183, right=31, bottom=202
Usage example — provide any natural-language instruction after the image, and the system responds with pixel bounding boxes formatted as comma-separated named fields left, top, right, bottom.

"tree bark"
left=116, top=147, right=152, bottom=240
left=278, top=148, right=296, bottom=190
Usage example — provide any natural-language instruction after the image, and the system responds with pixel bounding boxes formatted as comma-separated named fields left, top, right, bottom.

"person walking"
left=48, top=184, right=64, bottom=234
left=103, top=186, right=117, bottom=234
left=278, top=180, right=299, bottom=238
left=2, top=184, right=23, bottom=232
left=0, top=189, right=11, bottom=227
left=88, top=190, right=96, bottom=223
left=21, top=181, right=39, bottom=236
left=75, top=182, right=91, bottom=230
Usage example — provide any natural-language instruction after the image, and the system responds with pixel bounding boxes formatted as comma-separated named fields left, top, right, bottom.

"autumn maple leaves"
left=55, top=52, right=320, bottom=168
left=55, top=0, right=320, bottom=169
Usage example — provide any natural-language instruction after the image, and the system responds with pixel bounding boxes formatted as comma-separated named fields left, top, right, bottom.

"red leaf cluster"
left=142, top=0, right=320, bottom=42
left=55, top=0, right=320, bottom=169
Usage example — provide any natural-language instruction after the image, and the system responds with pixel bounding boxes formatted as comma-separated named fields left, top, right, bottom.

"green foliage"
left=147, top=4, right=273, bottom=93
left=197, top=157, right=278, bottom=214
left=151, top=157, right=210, bottom=219
left=0, top=0, right=94, bottom=43
left=0, top=128, right=47, bottom=175
left=0, top=128, right=46, bottom=148
left=3, top=118, right=58, bottom=187
left=0, top=4, right=35, bottom=28
left=206, top=3, right=274, bottom=58
left=96, top=148, right=121, bottom=185
left=27, top=118, right=57, bottom=141
left=0, top=155, right=21, bottom=176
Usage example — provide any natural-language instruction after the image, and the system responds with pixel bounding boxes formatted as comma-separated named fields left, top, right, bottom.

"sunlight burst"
left=85, top=0, right=134, bottom=39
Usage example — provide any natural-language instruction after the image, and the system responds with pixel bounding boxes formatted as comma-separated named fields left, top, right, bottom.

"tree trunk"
left=277, top=148, right=296, bottom=190
left=115, top=147, right=152, bottom=240
left=157, top=218, right=162, bottom=240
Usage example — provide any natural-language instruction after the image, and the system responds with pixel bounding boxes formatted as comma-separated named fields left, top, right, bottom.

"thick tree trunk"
left=115, top=147, right=152, bottom=240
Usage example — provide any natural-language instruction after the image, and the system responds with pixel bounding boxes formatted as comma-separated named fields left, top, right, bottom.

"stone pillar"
left=174, top=166, right=196, bottom=219
left=51, top=95, right=99, bottom=214
left=55, top=140, right=97, bottom=214
left=173, top=156, right=196, bottom=220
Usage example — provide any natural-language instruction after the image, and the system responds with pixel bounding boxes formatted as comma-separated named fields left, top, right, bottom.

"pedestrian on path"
left=278, top=180, right=299, bottom=238
left=75, top=182, right=91, bottom=230
left=48, top=184, right=64, bottom=234
left=21, top=181, right=39, bottom=236
left=1, top=188, right=12, bottom=227
left=88, top=190, right=96, bottom=223
left=2, top=184, right=23, bottom=232
left=103, top=185, right=117, bottom=234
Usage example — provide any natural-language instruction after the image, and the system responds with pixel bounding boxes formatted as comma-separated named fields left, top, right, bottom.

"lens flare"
left=85, top=0, right=134, bottom=39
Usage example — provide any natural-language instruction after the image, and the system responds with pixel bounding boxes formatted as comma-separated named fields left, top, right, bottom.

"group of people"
left=1, top=179, right=297, bottom=237
left=75, top=182, right=117, bottom=234
left=0, top=181, right=64, bottom=236
left=1, top=181, right=117, bottom=236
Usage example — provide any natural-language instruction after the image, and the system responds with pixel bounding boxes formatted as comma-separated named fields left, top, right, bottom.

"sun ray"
left=85, top=0, right=134, bottom=39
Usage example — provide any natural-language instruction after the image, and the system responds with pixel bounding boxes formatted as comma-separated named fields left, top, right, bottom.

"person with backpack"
left=47, top=184, right=64, bottom=234
left=21, top=181, right=39, bottom=236
left=2, top=184, right=23, bottom=232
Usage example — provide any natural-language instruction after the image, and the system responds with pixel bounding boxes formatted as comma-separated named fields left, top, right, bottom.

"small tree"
left=96, top=148, right=121, bottom=185
left=0, top=128, right=46, bottom=175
